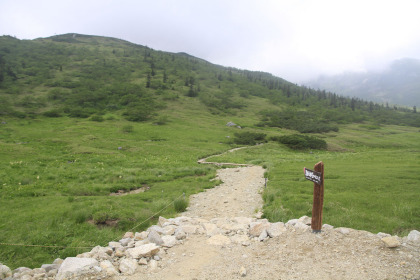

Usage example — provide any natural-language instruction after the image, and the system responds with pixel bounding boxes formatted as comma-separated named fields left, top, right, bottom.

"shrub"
left=233, top=131, right=266, bottom=145
left=122, top=125, right=133, bottom=133
left=273, top=134, right=327, bottom=150
left=90, top=115, right=104, bottom=122
left=174, top=197, right=188, bottom=212
left=43, top=109, right=62, bottom=117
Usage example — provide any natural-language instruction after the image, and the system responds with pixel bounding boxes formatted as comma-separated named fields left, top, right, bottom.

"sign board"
left=304, top=167, right=322, bottom=185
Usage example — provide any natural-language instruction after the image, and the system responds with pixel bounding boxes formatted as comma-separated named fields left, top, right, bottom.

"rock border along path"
left=2, top=148, right=419, bottom=280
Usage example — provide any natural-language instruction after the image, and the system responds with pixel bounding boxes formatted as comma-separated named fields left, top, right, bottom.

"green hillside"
left=0, top=34, right=419, bottom=269
left=1, top=33, right=419, bottom=127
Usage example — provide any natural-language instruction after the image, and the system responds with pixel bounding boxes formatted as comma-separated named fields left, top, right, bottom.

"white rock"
left=13, top=267, right=32, bottom=276
left=221, top=223, right=247, bottom=233
left=407, top=230, right=420, bottom=243
left=138, top=258, right=148, bottom=265
left=322, top=224, right=334, bottom=230
left=254, top=211, right=263, bottom=219
left=298, top=215, right=312, bottom=225
left=158, top=216, right=168, bottom=227
left=20, top=275, right=32, bottom=280
left=239, top=266, right=247, bottom=277
left=382, top=236, right=401, bottom=248
left=148, top=225, right=165, bottom=234
left=175, top=229, right=187, bottom=240
left=162, top=235, right=177, bottom=248
left=174, top=216, right=192, bottom=224
left=53, top=258, right=64, bottom=265
left=134, top=231, right=149, bottom=240
left=90, top=246, right=112, bottom=260
left=148, top=230, right=164, bottom=246
left=123, top=232, right=134, bottom=238
left=203, top=223, right=221, bottom=236
left=377, top=232, right=391, bottom=238
left=267, top=222, right=287, bottom=237
left=115, top=247, right=126, bottom=258
left=40, top=264, right=58, bottom=273
left=56, top=257, right=99, bottom=280
left=109, top=241, right=123, bottom=249
left=0, top=264, right=12, bottom=279
left=100, top=260, right=119, bottom=276
left=336, top=227, right=351, bottom=235
left=163, top=225, right=176, bottom=236
left=207, top=234, right=231, bottom=246
left=294, top=221, right=310, bottom=231
left=135, top=239, right=149, bottom=247
left=126, top=243, right=160, bottom=259
left=180, top=225, right=198, bottom=234
left=259, top=229, right=269, bottom=241
left=286, top=219, right=299, bottom=226
left=230, top=234, right=250, bottom=245
left=149, top=259, right=158, bottom=271
left=119, top=258, right=138, bottom=275
left=119, top=237, right=132, bottom=247
left=233, top=217, right=253, bottom=225
left=249, top=222, right=270, bottom=237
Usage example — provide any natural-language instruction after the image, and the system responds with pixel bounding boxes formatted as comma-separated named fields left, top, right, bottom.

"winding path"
left=125, top=147, right=420, bottom=280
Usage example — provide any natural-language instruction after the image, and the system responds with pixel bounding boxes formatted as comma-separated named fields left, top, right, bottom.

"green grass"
left=0, top=104, right=239, bottom=269
left=206, top=124, right=420, bottom=235
left=0, top=100, right=419, bottom=269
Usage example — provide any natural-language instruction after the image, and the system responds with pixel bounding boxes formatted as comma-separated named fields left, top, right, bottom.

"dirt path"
left=185, top=166, right=265, bottom=219
left=125, top=150, right=420, bottom=280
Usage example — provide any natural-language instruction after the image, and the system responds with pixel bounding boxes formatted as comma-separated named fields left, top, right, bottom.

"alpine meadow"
left=0, top=34, right=419, bottom=269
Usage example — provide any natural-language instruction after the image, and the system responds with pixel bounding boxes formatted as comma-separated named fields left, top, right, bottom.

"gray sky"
left=1, top=0, right=420, bottom=83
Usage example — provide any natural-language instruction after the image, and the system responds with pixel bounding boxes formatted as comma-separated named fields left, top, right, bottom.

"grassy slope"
left=207, top=124, right=420, bottom=235
left=1, top=34, right=419, bottom=269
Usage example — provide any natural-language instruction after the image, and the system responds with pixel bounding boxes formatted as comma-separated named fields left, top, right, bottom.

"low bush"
left=273, top=134, right=327, bottom=150
left=233, top=131, right=266, bottom=145
left=174, top=197, right=188, bottom=212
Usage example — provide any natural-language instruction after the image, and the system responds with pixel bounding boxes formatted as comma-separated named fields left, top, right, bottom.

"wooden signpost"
left=304, top=161, right=324, bottom=233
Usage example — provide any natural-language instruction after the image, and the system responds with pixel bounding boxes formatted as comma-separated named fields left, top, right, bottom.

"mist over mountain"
left=305, top=58, right=420, bottom=108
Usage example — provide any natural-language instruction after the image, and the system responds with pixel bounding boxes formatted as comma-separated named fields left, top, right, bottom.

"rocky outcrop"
left=1, top=216, right=419, bottom=280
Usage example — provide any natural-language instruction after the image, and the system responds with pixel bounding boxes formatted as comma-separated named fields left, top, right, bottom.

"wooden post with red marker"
left=304, top=161, right=324, bottom=233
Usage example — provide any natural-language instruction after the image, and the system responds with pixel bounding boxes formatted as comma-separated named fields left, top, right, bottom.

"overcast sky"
left=1, top=0, right=420, bottom=83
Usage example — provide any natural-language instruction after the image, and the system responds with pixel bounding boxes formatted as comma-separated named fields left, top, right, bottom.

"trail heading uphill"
left=125, top=153, right=420, bottom=280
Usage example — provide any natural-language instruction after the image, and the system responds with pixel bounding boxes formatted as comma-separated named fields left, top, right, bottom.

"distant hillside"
left=305, top=58, right=420, bottom=108
left=0, top=33, right=419, bottom=129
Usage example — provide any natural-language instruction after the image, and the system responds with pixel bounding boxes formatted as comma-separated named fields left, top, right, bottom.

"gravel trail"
left=125, top=154, right=419, bottom=280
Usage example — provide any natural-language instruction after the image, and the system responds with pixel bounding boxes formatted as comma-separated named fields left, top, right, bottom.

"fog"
left=1, top=0, right=420, bottom=83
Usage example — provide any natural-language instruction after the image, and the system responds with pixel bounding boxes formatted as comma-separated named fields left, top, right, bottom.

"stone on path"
left=239, top=266, right=247, bottom=277
left=249, top=222, right=270, bottom=237
left=381, top=236, right=401, bottom=248
left=100, top=260, right=119, bottom=276
left=407, top=230, right=420, bottom=243
left=162, top=235, right=177, bottom=248
left=267, top=222, right=286, bottom=238
left=126, top=243, right=160, bottom=259
left=56, top=257, right=99, bottom=280
left=148, top=230, right=164, bottom=246
left=207, top=234, right=231, bottom=246
left=119, top=258, right=138, bottom=275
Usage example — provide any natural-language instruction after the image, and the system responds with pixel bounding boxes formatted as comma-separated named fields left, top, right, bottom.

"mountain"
left=304, top=58, right=420, bottom=108
left=0, top=33, right=418, bottom=129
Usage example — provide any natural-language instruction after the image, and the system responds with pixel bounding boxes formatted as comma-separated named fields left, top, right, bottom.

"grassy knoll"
left=207, top=124, right=420, bottom=235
